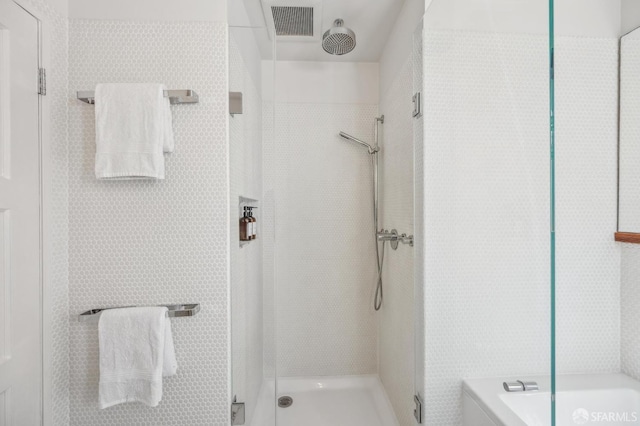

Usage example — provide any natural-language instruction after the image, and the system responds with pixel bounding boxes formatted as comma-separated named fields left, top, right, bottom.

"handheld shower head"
left=339, top=131, right=378, bottom=154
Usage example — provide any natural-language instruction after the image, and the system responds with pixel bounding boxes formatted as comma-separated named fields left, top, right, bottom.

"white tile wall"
left=230, top=33, right=264, bottom=426
left=422, top=30, right=620, bottom=425
left=555, top=37, right=620, bottom=374
left=68, top=20, right=230, bottom=425
left=378, top=56, right=416, bottom=426
left=621, top=244, right=640, bottom=379
left=263, top=101, right=380, bottom=377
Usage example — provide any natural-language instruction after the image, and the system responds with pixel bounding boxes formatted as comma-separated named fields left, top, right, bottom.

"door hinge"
left=414, top=393, right=423, bottom=424
left=231, top=398, right=245, bottom=425
left=38, top=68, right=46, bottom=96
left=412, top=92, right=421, bottom=118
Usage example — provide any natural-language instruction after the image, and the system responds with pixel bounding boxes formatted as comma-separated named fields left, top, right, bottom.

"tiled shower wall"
left=67, top=20, right=230, bottom=425
left=229, top=35, right=263, bottom=425
left=263, top=101, right=379, bottom=377
left=422, top=30, right=620, bottom=424
left=378, top=56, right=415, bottom=426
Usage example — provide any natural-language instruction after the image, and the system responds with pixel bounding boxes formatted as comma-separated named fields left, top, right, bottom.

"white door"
left=0, top=0, right=42, bottom=424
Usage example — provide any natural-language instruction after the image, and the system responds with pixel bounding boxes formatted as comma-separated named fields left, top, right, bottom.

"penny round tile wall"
left=68, top=20, right=230, bottom=425
left=422, top=29, right=620, bottom=425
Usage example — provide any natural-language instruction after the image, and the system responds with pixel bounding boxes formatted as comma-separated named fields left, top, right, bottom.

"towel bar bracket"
left=78, top=303, right=200, bottom=322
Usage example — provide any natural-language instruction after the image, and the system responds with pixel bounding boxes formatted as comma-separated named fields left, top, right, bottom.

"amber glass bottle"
left=240, top=207, right=251, bottom=241
left=249, top=208, right=257, bottom=239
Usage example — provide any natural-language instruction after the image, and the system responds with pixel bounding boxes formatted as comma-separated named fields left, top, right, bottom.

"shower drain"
left=278, top=396, right=293, bottom=408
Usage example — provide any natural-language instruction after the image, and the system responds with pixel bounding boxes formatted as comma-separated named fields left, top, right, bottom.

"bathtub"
left=463, top=373, right=640, bottom=425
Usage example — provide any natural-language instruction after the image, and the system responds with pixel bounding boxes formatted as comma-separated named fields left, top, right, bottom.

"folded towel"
left=94, top=83, right=174, bottom=179
left=98, top=307, right=177, bottom=409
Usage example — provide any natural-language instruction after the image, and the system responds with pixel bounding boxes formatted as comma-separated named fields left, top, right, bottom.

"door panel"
left=0, top=0, right=41, bottom=424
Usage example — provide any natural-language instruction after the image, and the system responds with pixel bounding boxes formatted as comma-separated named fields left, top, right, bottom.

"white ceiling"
left=230, top=0, right=407, bottom=62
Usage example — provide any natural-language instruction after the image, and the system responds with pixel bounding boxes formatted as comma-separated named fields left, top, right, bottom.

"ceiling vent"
left=271, top=6, right=314, bottom=36
left=260, top=1, right=322, bottom=42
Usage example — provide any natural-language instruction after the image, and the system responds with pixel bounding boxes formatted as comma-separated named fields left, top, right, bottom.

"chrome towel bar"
left=76, top=89, right=199, bottom=105
left=78, top=303, right=200, bottom=322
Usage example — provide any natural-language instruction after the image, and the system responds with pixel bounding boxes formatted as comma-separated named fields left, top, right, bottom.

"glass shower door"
left=229, top=24, right=277, bottom=426
left=422, top=1, right=552, bottom=424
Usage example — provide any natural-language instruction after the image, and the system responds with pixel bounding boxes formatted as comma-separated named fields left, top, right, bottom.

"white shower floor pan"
left=251, top=375, right=400, bottom=426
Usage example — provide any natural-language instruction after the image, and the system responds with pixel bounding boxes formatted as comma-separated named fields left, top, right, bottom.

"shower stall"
left=230, top=1, right=424, bottom=425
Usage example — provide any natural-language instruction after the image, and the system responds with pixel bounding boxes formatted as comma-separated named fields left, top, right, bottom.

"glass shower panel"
left=555, top=1, right=638, bottom=425
left=423, top=1, right=551, bottom=425
left=229, top=24, right=276, bottom=426
left=413, top=19, right=425, bottom=425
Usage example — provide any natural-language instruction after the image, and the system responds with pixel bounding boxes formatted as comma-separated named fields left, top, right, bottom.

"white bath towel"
left=94, top=83, right=174, bottom=179
left=98, top=307, right=177, bottom=409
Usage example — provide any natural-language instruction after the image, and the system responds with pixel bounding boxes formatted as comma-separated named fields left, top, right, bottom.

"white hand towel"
left=94, top=83, right=175, bottom=179
left=162, top=317, right=177, bottom=377
left=98, top=307, right=177, bottom=409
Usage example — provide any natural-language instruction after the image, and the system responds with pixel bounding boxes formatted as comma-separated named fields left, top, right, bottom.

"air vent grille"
left=271, top=6, right=314, bottom=36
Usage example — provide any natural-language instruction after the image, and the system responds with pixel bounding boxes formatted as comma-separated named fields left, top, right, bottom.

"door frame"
left=11, top=1, right=54, bottom=424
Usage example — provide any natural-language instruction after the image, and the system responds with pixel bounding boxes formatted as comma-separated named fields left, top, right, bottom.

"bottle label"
left=246, top=222, right=252, bottom=239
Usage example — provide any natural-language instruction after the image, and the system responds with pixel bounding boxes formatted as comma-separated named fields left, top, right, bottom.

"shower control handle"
left=377, top=230, right=396, bottom=242
left=377, top=229, right=414, bottom=249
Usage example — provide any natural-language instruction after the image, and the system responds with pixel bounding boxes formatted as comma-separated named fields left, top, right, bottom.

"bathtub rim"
left=462, top=372, right=640, bottom=426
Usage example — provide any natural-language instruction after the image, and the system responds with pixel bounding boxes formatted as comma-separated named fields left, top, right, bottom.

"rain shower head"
left=322, top=19, right=356, bottom=55
left=339, top=131, right=377, bottom=154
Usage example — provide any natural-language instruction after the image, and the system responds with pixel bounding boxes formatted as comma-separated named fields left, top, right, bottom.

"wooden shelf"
left=615, top=232, right=640, bottom=244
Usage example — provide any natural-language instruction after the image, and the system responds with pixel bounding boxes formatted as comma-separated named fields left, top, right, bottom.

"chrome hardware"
left=231, top=398, right=245, bottom=425
left=503, top=380, right=539, bottom=392
left=38, top=68, right=46, bottom=96
left=78, top=303, right=200, bottom=322
left=414, top=393, right=423, bottom=423
left=503, top=381, right=525, bottom=392
left=398, top=233, right=414, bottom=247
left=412, top=92, right=421, bottom=118
left=378, top=229, right=399, bottom=250
left=377, top=229, right=414, bottom=250
left=76, top=89, right=199, bottom=105
left=230, top=92, right=243, bottom=116
left=377, top=229, right=397, bottom=241
left=278, top=396, right=293, bottom=408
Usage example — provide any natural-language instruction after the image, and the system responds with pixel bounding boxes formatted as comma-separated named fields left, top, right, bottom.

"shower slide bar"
left=78, top=303, right=200, bottom=322
left=76, top=89, right=199, bottom=105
